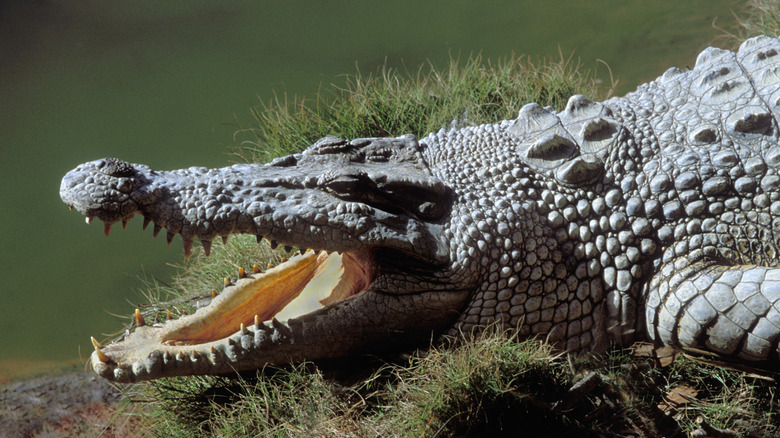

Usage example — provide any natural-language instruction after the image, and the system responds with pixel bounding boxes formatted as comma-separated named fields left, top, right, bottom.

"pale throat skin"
left=61, top=35, right=780, bottom=382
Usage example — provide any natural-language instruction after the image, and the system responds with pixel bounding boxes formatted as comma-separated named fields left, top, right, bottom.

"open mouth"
left=158, top=249, right=375, bottom=346
left=92, top=247, right=376, bottom=368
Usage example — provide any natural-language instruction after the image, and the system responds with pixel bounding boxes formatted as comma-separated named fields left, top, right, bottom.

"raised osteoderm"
left=62, top=36, right=780, bottom=382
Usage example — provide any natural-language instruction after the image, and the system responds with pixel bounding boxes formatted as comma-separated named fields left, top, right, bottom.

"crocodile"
left=61, top=35, right=780, bottom=383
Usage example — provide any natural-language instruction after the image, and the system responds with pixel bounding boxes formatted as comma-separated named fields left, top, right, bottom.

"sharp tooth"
left=254, top=315, right=261, bottom=329
left=222, top=235, right=229, bottom=245
left=94, top=346, right=110, bottom=363
left=270, top=240, right=278, bottom=249
left=223, top=277, right=231, bottom=287
left=143, top=217, right=151, bottom=230
left=267, top=263, right=274, bottom=269
left=104, top=222, right=113, bottom=236
left=177, top=351, right=185, bottom=361
left=227, top=337, right=236, bottom=347
left=183, top=239, right=193, bottom=258
left=210, top=346, right=218, bottom=354
left=238, top=267, right=246, bottom=278
left=86, top=216, right=93, bottom=225
left=69, top=206, right=73, bottom=211
left=166, top=231, right=175, bottom=245
left=252, top=264, right=260, bottom=274
left=211, top=289, right=217, bottom=299
left=91, top=336, right=103, bottom=349
left=166, top=309, right=172, bottom=320
left=281, top=257, right=288, bottom=262
left=153, top=224, right=162, bottom=237
left=201, top=239, right=212, bottom=256
left=240, top=323, right=248, bottom=335
left=163, top=351, right=173, bottom=362
left=135, top=308, right=145, bottom=327
left=191, top=350, right=200, bottom=360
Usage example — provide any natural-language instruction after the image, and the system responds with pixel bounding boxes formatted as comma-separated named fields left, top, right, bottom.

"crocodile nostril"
left=100, top=157, right=135, bottom=177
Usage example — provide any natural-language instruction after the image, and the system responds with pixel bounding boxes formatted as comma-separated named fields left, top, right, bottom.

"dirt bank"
left=0, top=371, right=140, bottom=437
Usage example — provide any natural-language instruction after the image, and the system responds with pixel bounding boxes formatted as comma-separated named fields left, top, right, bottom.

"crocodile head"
left=60, top=135, right=471, bottom=382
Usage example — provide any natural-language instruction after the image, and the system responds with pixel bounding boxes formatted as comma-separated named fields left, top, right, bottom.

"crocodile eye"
left=324, top=175, right=361, bottom=197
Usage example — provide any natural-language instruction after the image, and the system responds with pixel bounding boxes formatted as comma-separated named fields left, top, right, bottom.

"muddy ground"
left=0, top=371, right=140, bottom=438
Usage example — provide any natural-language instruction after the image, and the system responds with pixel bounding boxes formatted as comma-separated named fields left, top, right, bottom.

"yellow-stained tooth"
left=211, top=289, right=217, bottom=299
left=166, top=309, right=172, bottom=320
left=135, top=308, right=145, bottom=327
left=254, top=314, right=260, bottom=329
left=223, top=277, right=231, bottom=287
left=95, top=347, right=110, bottom=363
left=90, top=336, right=103, bottom=349
left=239, top=267, right=246, bottom=278
left=240, top=323, right=248, bottom=335
left=267, top=263, right=274, bottom=269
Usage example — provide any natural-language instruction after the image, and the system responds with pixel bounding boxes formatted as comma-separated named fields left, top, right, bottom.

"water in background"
left=0, top=0, right=739, bottom=380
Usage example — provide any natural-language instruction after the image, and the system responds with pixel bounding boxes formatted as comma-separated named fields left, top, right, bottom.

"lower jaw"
left=91, top=248, right=377, bottom=381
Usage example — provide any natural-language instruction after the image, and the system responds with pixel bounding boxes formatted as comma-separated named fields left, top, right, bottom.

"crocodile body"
left=61, top=35, right=780, bottom=382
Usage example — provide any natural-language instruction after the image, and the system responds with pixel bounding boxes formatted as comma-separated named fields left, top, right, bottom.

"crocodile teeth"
left=85, top=216, right=93, bottom=225
left=104, top=222, right=112, bottom=236
left=152, top=224, right=162, bottom=237
left=240, top=323, right=249, bottom=335
left=122, top=219, right=128, bottom=229
left=238, top=267, right=246, bottom=278
left=183, top=239, right=193, bottom=258
left=94, top=345, right=110, bottom=363
left=223, top=277, right=231, bottom=287
left=91, top=336, right=103, bottom=349
left=222, top=235, right=229, bottom=245
left=91, top=336, right=110, bottom=363
left=135, top=308, right=145, bottom=327
left=252, top=264, right=261, bottom=274
left=166, top=231, right=175, bottom=245
left=201, top=239, right=212, bottom=256
left=142, top=217, right=151, bottom=230
left=211, top=289, right=217, bottom=299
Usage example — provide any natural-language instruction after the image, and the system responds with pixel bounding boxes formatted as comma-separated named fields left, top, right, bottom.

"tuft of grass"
left=734, top=0, right=780, bottom=38
left=233, top=53, right=606, bottom=164
left=717, top=0, right=780, bottom=47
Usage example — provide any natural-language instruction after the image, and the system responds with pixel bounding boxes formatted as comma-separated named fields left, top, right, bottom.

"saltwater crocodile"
left=61, top=35, right=780, bottom=382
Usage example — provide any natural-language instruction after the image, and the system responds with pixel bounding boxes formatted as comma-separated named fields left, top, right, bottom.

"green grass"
left=233, top=52, right=604, bottom=163
left=109, top=9, right=780, bottom=436
left=728, top=0, right=780, bottom=41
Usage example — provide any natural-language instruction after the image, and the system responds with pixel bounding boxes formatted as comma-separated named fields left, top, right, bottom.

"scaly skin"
left=62, top=35, right=780, bottom=382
